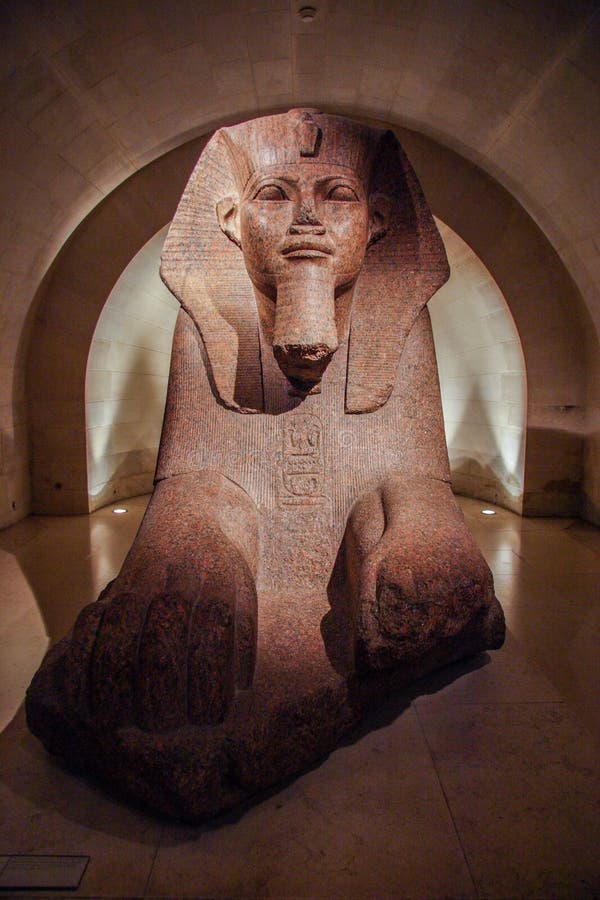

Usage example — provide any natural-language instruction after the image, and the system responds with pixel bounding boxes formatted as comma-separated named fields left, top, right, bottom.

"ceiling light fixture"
left=298, top=6, right=317, bottom=21
left=481, top=509, right=496, bottom=516
left=112, top=507, right=128, bottom=515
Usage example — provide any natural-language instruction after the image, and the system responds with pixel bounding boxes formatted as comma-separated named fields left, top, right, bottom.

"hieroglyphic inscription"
left=280, top=413, right=324, bottom=505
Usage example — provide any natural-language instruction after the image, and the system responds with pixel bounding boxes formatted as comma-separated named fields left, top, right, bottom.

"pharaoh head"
left=161, top=110, right=449, bottom=412
left=214, top=110, right=389, bottom=389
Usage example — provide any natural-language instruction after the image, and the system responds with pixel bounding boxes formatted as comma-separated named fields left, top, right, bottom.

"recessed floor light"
left=481, top=508, right=496, bottom=516
left=112, top=507, right=128, bottom=515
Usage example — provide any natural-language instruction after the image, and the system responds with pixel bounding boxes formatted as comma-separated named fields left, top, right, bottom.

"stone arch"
left=26, top=122, right=586, bottom=517
left=85, top=219, right=528, bottom=515
left=26, top=136, right=207, bottom=514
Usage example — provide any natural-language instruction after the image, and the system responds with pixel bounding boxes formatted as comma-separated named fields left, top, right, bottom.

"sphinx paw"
left=355, top=532, right=502, bottom=672
left=60, top=542, right=256, bottom=733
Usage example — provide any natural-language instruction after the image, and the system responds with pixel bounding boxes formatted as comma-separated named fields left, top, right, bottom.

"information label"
left=0, top=855, right=89, bottom=890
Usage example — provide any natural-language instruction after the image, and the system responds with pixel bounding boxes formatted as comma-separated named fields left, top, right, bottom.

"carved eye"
left=254, top=184, right=289, bottom=201
left=326, top=184, right=359, bottom=202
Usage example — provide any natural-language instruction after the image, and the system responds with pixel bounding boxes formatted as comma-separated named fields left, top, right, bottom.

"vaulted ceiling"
left=1, top=0, right=599, bottom=523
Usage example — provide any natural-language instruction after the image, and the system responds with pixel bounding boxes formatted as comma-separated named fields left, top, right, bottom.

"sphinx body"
left=26, top=111, right=505, bottom=821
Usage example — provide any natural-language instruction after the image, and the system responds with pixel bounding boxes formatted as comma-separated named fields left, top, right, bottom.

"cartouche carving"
left=26, top=110, right=505, bottom=821
left=282, top=414, right=324, bottom=503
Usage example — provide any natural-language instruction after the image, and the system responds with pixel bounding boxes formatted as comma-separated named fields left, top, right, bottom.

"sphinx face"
left=219, top=163, right=371, bottom=389
left=239, top=164, right=369, bottom=290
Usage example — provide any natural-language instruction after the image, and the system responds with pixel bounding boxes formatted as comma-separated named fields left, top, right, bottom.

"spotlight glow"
left=481, top=509, right=496, bottom=516
left=112, top=507, right=128, bottom=515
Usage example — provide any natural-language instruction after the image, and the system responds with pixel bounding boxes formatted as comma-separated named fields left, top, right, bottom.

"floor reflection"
left=0, top=495, right=148, bottom=731
left=0, top=493, right=598, bottom=737
left=0, top=494, right=598, bottom=898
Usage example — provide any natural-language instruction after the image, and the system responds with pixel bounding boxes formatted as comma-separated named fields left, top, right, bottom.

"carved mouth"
left=281, top=241, right=333, bottom=258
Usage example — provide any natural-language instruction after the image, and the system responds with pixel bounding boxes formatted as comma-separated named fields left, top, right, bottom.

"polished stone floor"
left=0, top=495, right=598, bottom=899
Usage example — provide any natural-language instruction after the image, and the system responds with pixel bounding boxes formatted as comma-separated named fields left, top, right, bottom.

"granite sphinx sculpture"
left=27, top=110, right=505, bottom=821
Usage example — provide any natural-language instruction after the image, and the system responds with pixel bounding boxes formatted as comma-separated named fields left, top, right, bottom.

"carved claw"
left=61, top=472, right=258, bottom=733
left=345, top=476, right=505, bottom=672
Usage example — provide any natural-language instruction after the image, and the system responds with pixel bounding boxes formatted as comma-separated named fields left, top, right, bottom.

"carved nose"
left=290, top=201, right=325, bottom=234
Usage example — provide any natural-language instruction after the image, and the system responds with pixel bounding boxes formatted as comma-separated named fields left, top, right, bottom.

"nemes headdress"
left=160, top=109, right=449, bottom=413
left=220, top=109, right=380, bottom=192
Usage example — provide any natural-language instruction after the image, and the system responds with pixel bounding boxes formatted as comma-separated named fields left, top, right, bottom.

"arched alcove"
left=27, top=123, right=587, bottom=519
left=85, top=219, right=527, bottom=513
left=430, top=222, right=526, bottom=513
left=86, top=226, right=178, bottom=510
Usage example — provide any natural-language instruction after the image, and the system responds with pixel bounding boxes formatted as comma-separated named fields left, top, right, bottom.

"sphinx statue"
left=26, top=110, right=505, bottom=821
